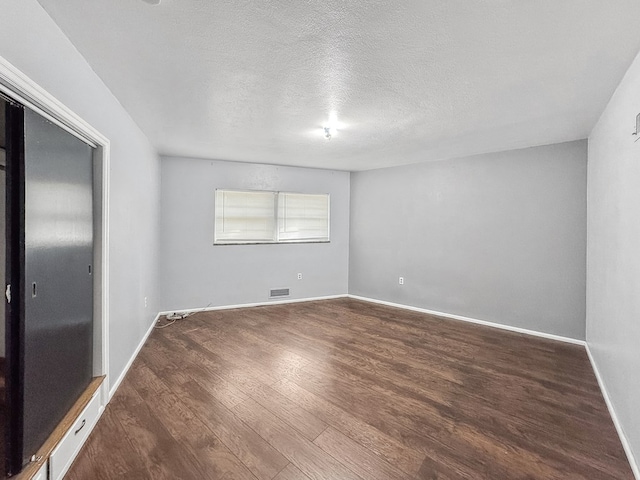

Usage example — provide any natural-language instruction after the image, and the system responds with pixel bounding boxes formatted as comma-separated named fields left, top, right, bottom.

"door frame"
left=0, top=55, right=111, bottom=395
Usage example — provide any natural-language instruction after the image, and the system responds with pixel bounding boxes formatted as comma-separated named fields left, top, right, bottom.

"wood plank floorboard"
left=232, top=398, right=361, bottom=480
left=65, top=298, right=633, bottom=479
left=273, top=463, right=311, bottom=480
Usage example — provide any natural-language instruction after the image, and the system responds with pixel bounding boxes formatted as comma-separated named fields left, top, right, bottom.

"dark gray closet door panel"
left=22, top=109, right=93, bottom=460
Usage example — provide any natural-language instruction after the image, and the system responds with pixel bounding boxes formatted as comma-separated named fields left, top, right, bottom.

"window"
left=214, top=189, right=330, bottom=244
left=278, top=192, right=330, bottom=242
left=214, top=190, right=276, bottom=243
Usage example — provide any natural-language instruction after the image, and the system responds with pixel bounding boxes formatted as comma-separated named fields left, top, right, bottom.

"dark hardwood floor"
left=66, top=298, right=633, bottom=479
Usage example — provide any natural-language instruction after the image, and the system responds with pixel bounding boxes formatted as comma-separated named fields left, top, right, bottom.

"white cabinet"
left=49, top=388, right=102, bottom=480
left=31, top=460, right=48, bottom=480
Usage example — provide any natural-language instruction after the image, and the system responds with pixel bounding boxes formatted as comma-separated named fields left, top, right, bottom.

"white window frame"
left=214, top=189, right=330, bottom=245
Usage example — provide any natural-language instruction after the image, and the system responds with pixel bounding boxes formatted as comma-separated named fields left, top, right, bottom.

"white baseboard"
left=347, top=295, right=586, bottom=346
left=108, top=313, right=159, bottom=399
left=158, top=294, right=349, bottom=317
left=586, top=346, right=639, bottom=479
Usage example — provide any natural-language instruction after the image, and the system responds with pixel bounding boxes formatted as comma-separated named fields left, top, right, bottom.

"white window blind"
left=214, top=189, right=330, bottom=244
left=277, top=192, right=330, bottom=242
left=214, top=190, right=276, bottom=243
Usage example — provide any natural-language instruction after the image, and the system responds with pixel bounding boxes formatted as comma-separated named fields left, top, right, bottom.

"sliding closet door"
left=21, top=109, right=94, bottom=464
left=24, top=110, right=93, bottom=462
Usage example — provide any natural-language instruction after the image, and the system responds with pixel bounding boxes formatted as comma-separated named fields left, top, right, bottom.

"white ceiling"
left=37, top=0, right=640, bottom=171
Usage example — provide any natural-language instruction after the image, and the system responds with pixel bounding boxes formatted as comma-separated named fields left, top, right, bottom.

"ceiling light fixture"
left=141, top=0, right=161, bottom=5
left=323, top=112, right=339, bottom=140
left=323, top=126, right=336, bottom=140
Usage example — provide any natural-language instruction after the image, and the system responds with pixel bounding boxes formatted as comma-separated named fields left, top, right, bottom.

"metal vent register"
left=269, top=288, right=290, bottom=298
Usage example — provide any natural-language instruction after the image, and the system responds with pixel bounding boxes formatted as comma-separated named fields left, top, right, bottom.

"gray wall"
left=587, top=48, right=640, bottom=471
left=1, top=0, right=161, bottom=393
left=350, top=140, right=587, bottom=339
left=160, top=157, right=349, bottom=311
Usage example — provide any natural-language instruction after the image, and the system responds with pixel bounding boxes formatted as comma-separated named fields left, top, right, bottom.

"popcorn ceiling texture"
left=38, top=0, right=640, bottom=170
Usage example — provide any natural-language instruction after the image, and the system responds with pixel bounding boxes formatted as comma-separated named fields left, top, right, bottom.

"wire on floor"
left=155, top=303, right=212, bottom=329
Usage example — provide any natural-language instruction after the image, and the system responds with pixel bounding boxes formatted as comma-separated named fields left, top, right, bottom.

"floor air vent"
left=269, top=288, right=290, bottom=298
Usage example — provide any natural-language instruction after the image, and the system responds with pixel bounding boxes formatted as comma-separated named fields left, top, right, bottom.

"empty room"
left=1, top=1, right=639, bottom=479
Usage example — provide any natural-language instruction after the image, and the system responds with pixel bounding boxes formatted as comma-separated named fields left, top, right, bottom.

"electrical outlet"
left=297, top=273, right=303, bottom=280
left=399, top=277, right=404, bottom=285
left=144, top=296, right=148, bottom=307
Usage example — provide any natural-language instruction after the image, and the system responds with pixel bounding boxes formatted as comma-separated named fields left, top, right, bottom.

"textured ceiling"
left=37, top=0, right=640, bottom=171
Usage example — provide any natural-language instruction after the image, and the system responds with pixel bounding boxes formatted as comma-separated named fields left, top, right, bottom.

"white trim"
left=100, top=142, right=110, bottom=385
left=586, top=346, right=640, bottom=480
left=0, top=56, right=106, bottom=147
left=158, top=294, right=349, bottom=317
left=108, top=313, right=159, bottom=399
left=347, top=295, right=586, bottom=346
left=0, top=54, right=111, bottom=384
